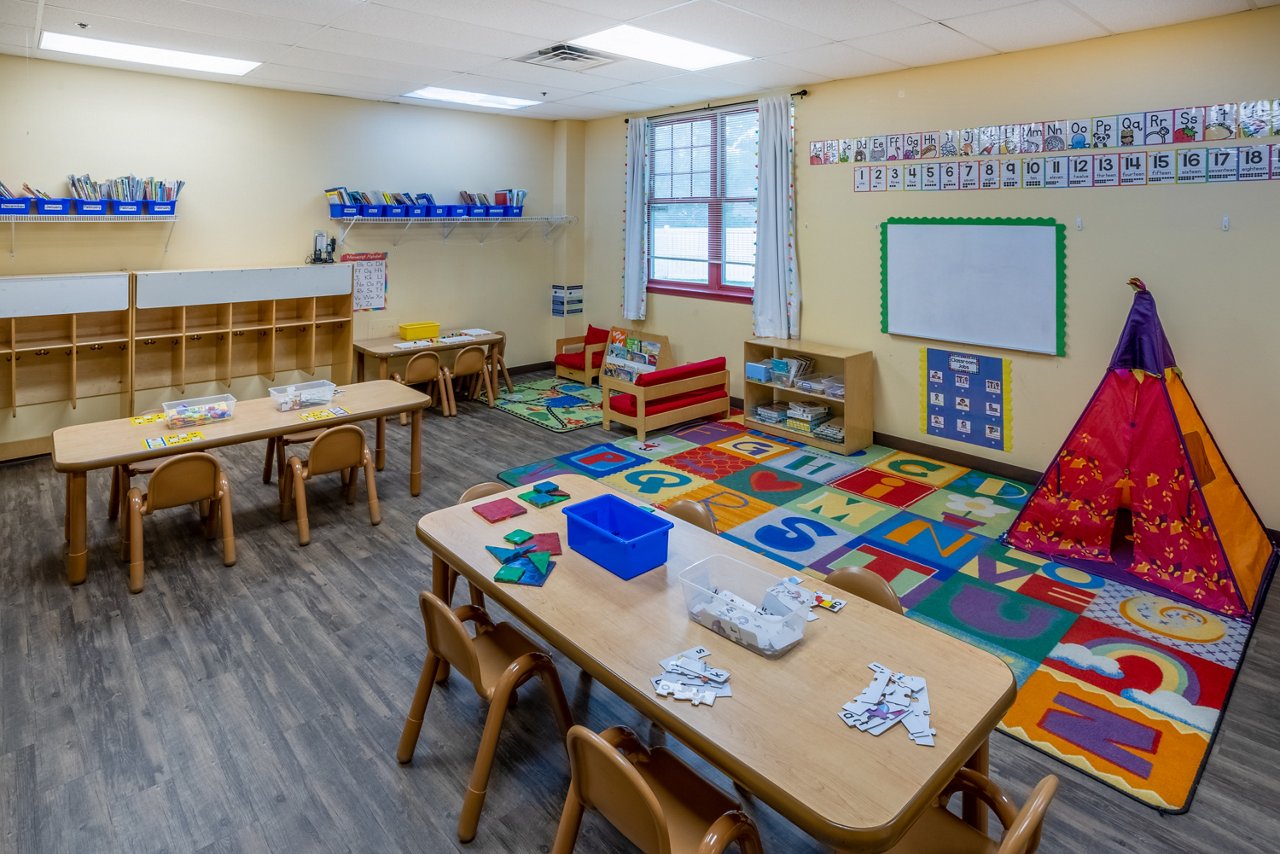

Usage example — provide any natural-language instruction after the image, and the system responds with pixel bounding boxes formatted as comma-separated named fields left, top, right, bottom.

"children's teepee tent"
left=1004, top=278, right=1276, bottom=618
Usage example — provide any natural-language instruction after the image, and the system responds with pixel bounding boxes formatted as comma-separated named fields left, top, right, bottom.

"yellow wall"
left=583, top=8, right=1280, bottom=524
left=0, top=54, right=579, bottom=447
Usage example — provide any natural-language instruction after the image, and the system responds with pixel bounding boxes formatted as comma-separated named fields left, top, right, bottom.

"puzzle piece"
left=486, top=543, right=535, bottom=564
left=473, top=497, right=526, bottom=523
left=519, top=489, right=568, bottom=508
left=504, top=529, right=533, bottom=545
left=530, top=532, right=562, bottom=555
left=842, top=664, right=933, bottom=746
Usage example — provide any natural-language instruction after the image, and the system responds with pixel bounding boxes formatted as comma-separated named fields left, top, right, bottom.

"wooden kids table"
left=353, top=331, right=504, bottom=382
left=415, top=475, right=1015, bottom=851
left=53, top=380, right=430, bottom=586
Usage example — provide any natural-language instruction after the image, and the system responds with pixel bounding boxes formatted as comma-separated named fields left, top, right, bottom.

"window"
left=647, top=106, right=758, bottom=302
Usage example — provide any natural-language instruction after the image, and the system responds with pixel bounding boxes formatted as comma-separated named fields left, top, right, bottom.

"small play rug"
left=487, top=377, right=603, bottom=433
left=498, top=417, right=1264, bottom=812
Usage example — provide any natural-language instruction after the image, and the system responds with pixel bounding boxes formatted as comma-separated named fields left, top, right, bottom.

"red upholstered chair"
left=602, top=357, right=730, bottom=441
left=554, top=324, right=610, bottom=386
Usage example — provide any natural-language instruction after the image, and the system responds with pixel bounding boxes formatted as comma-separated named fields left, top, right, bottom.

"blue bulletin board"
left=921, top=348, right=1011, bottom=451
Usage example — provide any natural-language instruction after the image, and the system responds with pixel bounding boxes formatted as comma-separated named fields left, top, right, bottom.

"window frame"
left=645, top=105, right=758, bottom=305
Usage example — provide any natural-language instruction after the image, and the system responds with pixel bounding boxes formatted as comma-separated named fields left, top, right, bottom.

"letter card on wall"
left=921, top=348, right=1011, bottom=451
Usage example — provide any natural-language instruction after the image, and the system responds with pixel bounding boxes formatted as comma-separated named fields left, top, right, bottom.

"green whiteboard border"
left=879, top=216, right=1067, bottom=357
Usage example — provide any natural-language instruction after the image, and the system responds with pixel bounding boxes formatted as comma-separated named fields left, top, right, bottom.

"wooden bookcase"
left=742, top=337, right=874, bottom=455
left=0, top=273, right=132, bottom=416
left=130, top=265, right=353, bottom=410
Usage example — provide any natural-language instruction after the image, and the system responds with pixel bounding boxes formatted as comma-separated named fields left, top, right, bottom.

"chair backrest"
left=458, top=482, right=507, bottom=504
left=419, top=590, right=486, bottom=694
left=665, top=498, right=717, bottom=534
left=145, top=452, right=222, bottom=511
left=825, top=565, right=904, bottom=615
left=452, top=345, right=487, bottom=377
left=305, top=424, right=366, bottom=476
left=403, top=351, right=442, bottom=384
left=998, top=775, right=1058, bottom=854
left=492, top=331, right=507, bottom=358
left=565, top=726, right=670, bottom=854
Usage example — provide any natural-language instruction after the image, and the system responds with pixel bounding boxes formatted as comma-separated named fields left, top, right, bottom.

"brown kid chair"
left=280, top=424, right=379, bottom=546
left=825, top=565, right=904, bottom=614
left=489, top=331, right=514, bottom=394
left=884, top=771, right=1059, bottom=854
left=391, top=349, right=452, bottom=422
left=665, top=498, right=717, bottom=534
left=552, top=725, right=763, bottom=854
left=107, top=409, right=163, bottom=520
left=261, top=428, right=323, bottom=485
left=397, top=590, right=573, bottom=843
left=450, top=345, right=494, bottom=410
left=121, top=451, right=235, bottom=594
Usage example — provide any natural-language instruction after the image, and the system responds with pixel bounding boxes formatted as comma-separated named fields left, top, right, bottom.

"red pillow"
left=585, top=324, right=610, bottom=346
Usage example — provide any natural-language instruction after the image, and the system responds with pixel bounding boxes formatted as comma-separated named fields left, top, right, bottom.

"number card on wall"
left=343, top=252, right=387, bottom=311
left=922, top=348, right=1011, bottom=451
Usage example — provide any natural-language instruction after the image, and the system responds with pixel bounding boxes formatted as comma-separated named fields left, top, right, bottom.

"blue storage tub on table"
left=562, top=493, right=673, bottom=580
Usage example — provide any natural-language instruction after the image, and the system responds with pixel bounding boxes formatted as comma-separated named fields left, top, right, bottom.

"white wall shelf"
left=1, top=215, right=179, bottom=258
left=335, top=215, right=575, bottom=247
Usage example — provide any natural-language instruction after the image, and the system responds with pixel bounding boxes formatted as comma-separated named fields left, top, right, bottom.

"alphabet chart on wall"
left=922, top=348, right=1010, bottom=451
left=342, top=251, right=387, bottom=311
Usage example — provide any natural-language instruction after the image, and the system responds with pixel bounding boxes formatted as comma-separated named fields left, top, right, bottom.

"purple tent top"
left=1109, top=278, right=1177, bottom=374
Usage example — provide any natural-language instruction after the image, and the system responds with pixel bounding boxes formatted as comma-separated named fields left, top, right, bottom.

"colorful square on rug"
left=494, top=418, right=1262, bottom=811
left=488, top=377, right=602, bottom=432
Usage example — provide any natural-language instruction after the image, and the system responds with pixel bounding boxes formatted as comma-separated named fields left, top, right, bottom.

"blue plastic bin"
left=504, top=205, right=524, bottom=218
left=329, top=203, right=360, bottom=218
left=0, top=198, right=30, bottom=214
left=428, top=205, right=448, bottom=218
left=383, top=205, right=407, bottom=218
left=75, top=200, right=109, bottom=215
left=562, top=494, right=674, bottom=580
left=360, top=204, right=383, bottom=217
left=465, top=204, right=488, bottom=218
left=146, top=200, right=177, bottom=216
left=485, top=205, right=505, bottom=217
left=446, top=204, right=467, bottom=217
left=35, top=198, right=72, bottom=215
left=408, top=204, right=428, bottom=218
left=112, top=200, right=143, bottom=215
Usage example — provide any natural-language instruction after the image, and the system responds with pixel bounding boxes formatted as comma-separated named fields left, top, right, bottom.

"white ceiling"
left=0, top=0, right=1275, bottom=119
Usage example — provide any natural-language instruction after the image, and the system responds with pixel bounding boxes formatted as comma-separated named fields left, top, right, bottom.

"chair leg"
left=128, top=498, right=145, bottom=594
left=535, top=658, right=574, bottom=740
left=397, top=652, right=443, bottom=764
left=457, top=681, right=518, bottom=843
left=550, top=792, right=586, bottom=854
left=279, top=464, right=292, bottom=522
left=467, top=580, right=486, bottom=611
left=108, top=465, right=121, bottom=520
left=364, top=453, right=381, bottom=527
left=343, top=466, right=357, bottom=504
left=288, top=461, right=310, bottom=546
left=262, top=438, right=276, bottom=483
left=500, top=359, right=513, bottom=393
left=276, top=439, right=287, bottom=485
left=482, top=365, right=496, bottom=409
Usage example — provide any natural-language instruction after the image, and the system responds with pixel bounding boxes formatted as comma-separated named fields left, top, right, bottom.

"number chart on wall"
left=922, top=348, right=1011, bottom=451
left=342, top=252, right=387, bottom=311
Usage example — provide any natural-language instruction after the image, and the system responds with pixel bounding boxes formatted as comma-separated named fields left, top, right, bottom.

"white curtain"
left=753, top=94, right=800, bottom=338
left=622, top=117, right=649, bottom=321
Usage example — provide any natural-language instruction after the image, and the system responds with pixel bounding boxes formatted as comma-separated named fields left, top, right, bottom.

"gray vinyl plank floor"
left=2, top=370, right=1277, bottom=852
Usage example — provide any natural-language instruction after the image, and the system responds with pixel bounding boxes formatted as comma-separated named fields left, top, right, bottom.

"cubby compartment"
left=230, top=301, right=273, bottom=329
left=76, top=310, right=130, bottom=345
left=273, top=324, right=313, bottom=375
left=184, top=304, right=225, bottom=335
left=14, top=316, right=74, bottom=351
left=182, top=332, right=223, bottom=386
left=315, top=294, right=351, bottom=324
left=76, top=341, right=130, bottom=399
left=230, top=329, right=274, bottom=381
left=134, top=307, right=184, bottom=338
left=274, top=298, right=313, bottom=327
left=14, top=347, right=74, bottom=406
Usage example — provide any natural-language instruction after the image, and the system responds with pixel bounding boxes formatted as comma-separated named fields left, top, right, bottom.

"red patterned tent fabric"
left=1005, top=280, right=1276, bottom=618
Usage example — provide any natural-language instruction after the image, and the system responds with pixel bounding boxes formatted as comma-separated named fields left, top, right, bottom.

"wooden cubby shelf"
left=743, top=337, right=875, bottom=456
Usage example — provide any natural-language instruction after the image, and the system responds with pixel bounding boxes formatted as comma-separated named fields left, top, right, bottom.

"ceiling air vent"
left=518, top=43, right=613, bottom=71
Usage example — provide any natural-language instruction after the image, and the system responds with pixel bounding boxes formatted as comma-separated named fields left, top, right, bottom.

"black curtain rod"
left=625, top=89, right=807, bottom=122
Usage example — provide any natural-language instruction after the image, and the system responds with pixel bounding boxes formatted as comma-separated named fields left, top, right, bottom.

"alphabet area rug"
left=484, top=377, right=603, bottom=433
left=497, top=418, right=1259, bottom=812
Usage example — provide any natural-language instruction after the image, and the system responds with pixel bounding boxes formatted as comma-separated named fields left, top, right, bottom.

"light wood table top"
left=416, top=475, right=1016, bottom=852
left=354, top=332, right=502, bottom=358
left=52, top=380, right=427, bottom=471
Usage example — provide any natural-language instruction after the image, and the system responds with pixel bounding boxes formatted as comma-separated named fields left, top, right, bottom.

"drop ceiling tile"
left=1, top=1, right=38, bottom=28
left=376, top=0, right=615, bottom=42
left=298, top=28, right=496, bottom=73
left=238, top=78, right=388, bottom=102
left=516, top=102, right=615, bottom=119
left=945, top=0, right=1109, bottom=51
left=632, top=0, right=829, bottom=57
left=721, top=0, right=929, bottom=41
left=327, top=3, right=546, bottom=57
left=649, top=73, right=757, bottom=101
left=39, top=7, right=287, bottom=62
left=424, top=73, right=585, bottom=103
left=1063, top=0, right=1250, bottom=33
left=0, top=27, right=35, bottom=51
left=768, top=41, right=906, bottom=78
left=271, top=46, right=456, bottom=86
left=246, top=62, right=419, bottom=98
left=892, top=0, right=1033, bottom=17
left=701, top=58, right=818, bottom=89
left=191, top=0, right=387, bottom=26
left=45, top=0, right=323, bottom=44
left=850, top=22, right=996, bottom=66
left=552, top=90, right=664, bottom=113
left=541, top=0, right=691, bottom=20
left=576, top=56, right=687, bottom=83
left=468, top=58, right=636, bottom=92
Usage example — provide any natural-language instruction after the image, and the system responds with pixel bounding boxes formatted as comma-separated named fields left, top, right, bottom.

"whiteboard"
left=881, top=218, right=1065, bottom=355
left=135, top=264, right=352, bottom=308
left=0, top=272, right=129, bottom=316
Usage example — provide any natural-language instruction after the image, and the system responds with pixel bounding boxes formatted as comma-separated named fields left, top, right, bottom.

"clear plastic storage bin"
left=268, top=380, right=337, bottom=411
left=679, top=555, right=807, bottom=658
left=162, top=393, right=236, bottom=429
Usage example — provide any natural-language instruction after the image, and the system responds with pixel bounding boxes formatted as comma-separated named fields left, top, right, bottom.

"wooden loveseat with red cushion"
left=601, top=357, right=731, bottom=441
left=553, top=324, right=611, bottom=386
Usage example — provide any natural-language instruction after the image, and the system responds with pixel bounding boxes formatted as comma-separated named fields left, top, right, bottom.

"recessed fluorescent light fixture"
left=403, top=86, right=540, bottom=110
left=570, top=25, right=748, bottom=71
left=39, top=31, right=260, bottom=76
